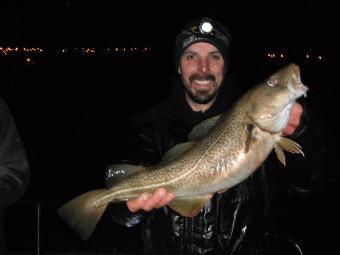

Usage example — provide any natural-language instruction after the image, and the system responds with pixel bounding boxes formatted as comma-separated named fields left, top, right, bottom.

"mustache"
left=189, top=74, right=216, bottom=82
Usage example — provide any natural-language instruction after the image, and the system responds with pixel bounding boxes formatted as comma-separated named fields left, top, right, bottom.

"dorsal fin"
left=188, top=114, right=222, bottom=141
left=161, top=141, right=196, bottom=162
left=161, top=114, right=222, bottom=163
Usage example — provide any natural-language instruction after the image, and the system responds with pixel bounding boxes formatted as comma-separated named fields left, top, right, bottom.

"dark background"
left=1, top=1, right=339, bottom=254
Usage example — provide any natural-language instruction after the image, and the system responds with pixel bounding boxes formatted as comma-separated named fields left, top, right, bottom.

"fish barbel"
left=58, top=63, right=308, bottom=240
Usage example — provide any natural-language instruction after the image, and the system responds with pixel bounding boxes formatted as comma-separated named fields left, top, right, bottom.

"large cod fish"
left=58, top=63, right=308, bottom=240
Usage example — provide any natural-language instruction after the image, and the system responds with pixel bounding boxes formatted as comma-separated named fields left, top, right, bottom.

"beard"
left=185, top=74, right=220, bottom=104
left=185, top=87, right=220, bottom=104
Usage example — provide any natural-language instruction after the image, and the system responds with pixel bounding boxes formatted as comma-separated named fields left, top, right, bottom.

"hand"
left=282, top=102, right=303, bottom=136
left=126, top=188, right=175, bottom=213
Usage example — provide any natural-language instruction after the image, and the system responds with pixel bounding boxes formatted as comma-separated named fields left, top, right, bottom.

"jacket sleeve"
left=0, top=99, right=30, bottom=208
left=104, top=121, right=163, bottom=227
left=281, top=100, right=329, bottom=194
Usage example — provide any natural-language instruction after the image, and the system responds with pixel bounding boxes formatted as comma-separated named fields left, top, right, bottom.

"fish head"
left=248, top=63, right=309, bottom=133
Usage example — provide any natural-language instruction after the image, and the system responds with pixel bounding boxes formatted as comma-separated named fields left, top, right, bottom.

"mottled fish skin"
left=58, top=63, right=308, bottom=240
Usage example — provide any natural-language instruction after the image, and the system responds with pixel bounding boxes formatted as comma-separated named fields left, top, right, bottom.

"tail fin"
left=58, top=189, right=107, bottom=240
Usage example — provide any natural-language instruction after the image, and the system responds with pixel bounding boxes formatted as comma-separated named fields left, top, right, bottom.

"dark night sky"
left=1, top=1, right=338, bottom=50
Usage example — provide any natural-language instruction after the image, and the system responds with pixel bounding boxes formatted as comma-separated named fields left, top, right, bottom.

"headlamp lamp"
left=199, top=20, right=213, bottom=34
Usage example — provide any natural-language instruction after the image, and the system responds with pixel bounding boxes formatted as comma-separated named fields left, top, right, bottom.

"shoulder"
left=0, top=98, right=11, bottom=120
left=0, top=97, right=8, bottom=111
left=130, top=98, right=176, bottom=128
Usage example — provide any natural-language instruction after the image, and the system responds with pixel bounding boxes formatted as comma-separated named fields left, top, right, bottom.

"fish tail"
left=58, top=189, right=107, bottom=240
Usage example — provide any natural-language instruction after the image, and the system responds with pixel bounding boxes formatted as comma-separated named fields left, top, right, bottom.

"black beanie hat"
left=174, top=17, right=232, bottom=72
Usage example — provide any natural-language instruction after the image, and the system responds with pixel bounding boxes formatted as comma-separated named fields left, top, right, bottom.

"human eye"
left=185, top=54, right=196, bottom=60
left=210, top=54, right=222, bottom=61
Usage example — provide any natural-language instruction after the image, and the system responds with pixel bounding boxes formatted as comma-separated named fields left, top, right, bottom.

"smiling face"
left=179, top=42, right=225, bottom=112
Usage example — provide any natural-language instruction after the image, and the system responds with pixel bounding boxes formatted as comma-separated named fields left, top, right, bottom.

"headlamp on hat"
left=199, top=19, right=214, bottom=34
left=182, top=18, right=230, bottom=49
left=174, top=17, right=232, bottom=71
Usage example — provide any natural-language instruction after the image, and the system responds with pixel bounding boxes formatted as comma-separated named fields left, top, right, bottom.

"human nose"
left=197, top=58, right=210, bottom=74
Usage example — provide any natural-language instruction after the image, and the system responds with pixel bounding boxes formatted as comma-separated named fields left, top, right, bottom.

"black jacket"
left=106, top=75, right=325, bottom=255
left=0, top=98, right=30, bottom=252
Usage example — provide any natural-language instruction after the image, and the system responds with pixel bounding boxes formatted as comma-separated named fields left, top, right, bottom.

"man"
left=106, top=17, right=321, bottom=254
left=0, top=98, right=30, bottom=253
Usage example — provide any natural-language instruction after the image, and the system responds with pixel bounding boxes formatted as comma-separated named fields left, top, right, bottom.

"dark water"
left=1, top=51, right=339, bottom=254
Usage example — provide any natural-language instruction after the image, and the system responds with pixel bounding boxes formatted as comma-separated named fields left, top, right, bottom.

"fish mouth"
left=289, top=82, right=309, bottom=101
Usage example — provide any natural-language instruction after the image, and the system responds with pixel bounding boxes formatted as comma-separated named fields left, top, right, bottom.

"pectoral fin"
left=245, top=123, right=256, bottom=153
left=168, top=194, right=213, bottom=217
left=274, top=137, right=304, bottom=166
left=274, top=143, right=286, bottom=166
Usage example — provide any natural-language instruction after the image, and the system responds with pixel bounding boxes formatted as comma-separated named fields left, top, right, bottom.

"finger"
left=155, top=192, right=175, bottom=208
left=282, top=125, right=295, bottom=136
left=127, top=192, right=151, bottom=212
left=290, top=103, right=303, bottom=124
left=283, top=103, right=303, bottom=136
left=293, top=102, right=303, bottom=115
left=142, top=188, right=167, bottom=211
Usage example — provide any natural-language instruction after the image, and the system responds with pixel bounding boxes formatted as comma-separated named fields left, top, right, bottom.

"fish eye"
left=266, top=78, right=279, bottom=87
